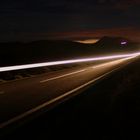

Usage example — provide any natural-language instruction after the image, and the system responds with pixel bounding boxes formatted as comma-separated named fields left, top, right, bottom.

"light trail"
left=0, top=52, right=140, bottom=72
left=40, top=57, right=132, bottom=83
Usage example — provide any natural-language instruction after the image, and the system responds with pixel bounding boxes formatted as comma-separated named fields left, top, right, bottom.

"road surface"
left=0, top=57, right=137, bottom=130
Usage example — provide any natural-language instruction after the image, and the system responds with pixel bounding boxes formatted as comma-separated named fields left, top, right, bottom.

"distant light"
left=121, top=41, right=127, bottom=45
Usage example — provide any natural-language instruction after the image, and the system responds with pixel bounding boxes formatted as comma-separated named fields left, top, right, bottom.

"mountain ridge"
left=0, top=36, right=139, bottom=67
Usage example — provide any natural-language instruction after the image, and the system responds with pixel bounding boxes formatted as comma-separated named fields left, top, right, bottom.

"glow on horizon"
left=76, top=39, right=99, bottom=44
left=0, top=52, right=140, bottom=72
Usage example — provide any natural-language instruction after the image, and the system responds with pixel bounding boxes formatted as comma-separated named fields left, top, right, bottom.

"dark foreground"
left=2, top=58, right=140, bottom=140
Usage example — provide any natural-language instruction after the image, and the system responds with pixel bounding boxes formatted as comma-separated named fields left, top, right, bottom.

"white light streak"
left=0, top=52, right=139, bottom=72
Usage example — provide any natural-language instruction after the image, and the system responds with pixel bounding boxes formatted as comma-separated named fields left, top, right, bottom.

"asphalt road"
left=0, top=57, right=136, bottom=130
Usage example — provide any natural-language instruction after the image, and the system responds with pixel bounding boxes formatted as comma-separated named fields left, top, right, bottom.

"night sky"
left=0, top=0, right=140, bottom=42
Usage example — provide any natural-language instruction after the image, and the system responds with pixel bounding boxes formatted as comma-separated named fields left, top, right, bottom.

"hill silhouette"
left=0, top=36, right=139, bottom=67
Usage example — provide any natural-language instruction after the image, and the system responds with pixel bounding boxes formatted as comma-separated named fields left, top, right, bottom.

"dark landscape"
left=2, top=55, right=140, bottom=140
left=0, top=37, right=139, bottom=82
left=0, top=0, right=140, bottom=139
left=0, top=37, right=139, bottom=67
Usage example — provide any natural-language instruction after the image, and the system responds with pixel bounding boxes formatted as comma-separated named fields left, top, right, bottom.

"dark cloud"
left=115, top=0, right=140, bottom=9
left=0, top=0, right=139, bottom=41
left=45, top=26, right=140, bottom=41
left=0, top=0, right=139, bottom=14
